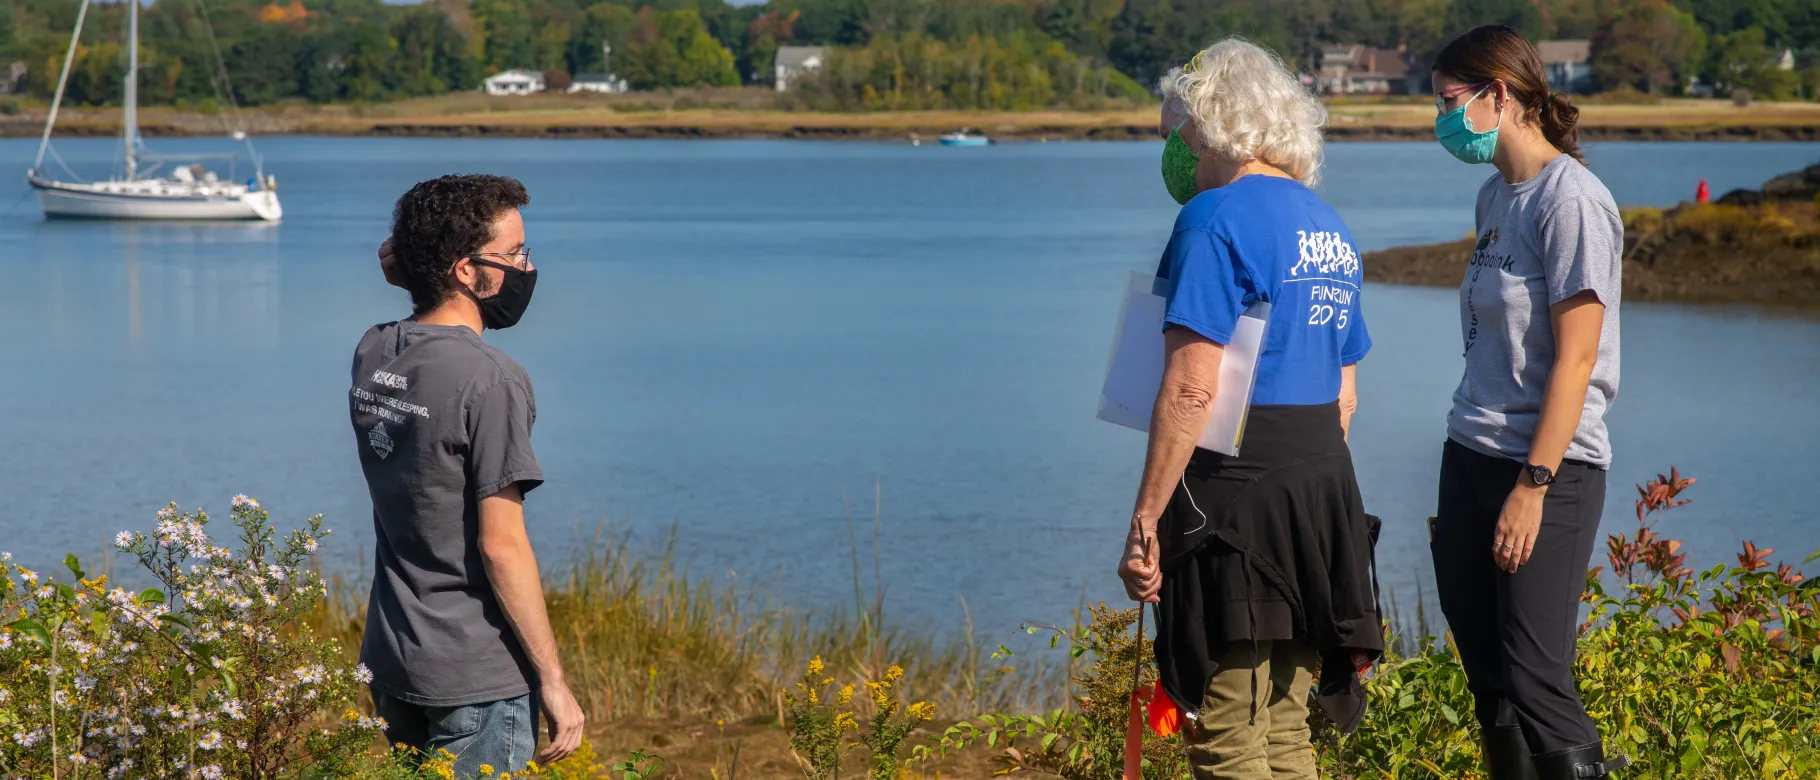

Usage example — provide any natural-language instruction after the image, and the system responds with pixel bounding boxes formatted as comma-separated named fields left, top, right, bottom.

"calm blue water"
left=2, top=138, right=1816, bottom=643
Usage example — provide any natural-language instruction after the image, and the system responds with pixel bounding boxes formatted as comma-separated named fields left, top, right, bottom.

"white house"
left=774, top=46, right=826, bottom=92
left=1537, top=40, right=1593, bottom=93
left=569, top=43, right=630, bottom=94
left=570, top=73, right=629, bottom=94
left=484, top=69, right=545, bottom=96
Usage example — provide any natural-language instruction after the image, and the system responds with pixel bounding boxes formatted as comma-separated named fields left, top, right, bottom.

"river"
left=1, top=137, right=1816, bottom=643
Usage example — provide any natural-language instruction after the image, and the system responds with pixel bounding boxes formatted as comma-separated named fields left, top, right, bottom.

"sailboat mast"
left=32, top=0, right=92, bottom=175
left=124, top=0, right=139, bottom=181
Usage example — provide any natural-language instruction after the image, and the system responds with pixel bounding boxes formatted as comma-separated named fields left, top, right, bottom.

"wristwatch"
left=1523, top=463, right=1555, bottom=487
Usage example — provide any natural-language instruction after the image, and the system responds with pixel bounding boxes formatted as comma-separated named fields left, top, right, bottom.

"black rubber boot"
left=1482, top=724, right=1537, bottom=780
left=1534, top=742, right=1631, bottom=779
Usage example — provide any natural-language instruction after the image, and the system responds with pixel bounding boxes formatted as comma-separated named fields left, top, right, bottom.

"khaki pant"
left=1183, top=639, right=1318, bottom=780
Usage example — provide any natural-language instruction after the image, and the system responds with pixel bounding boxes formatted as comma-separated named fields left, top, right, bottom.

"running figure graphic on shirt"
left=1290, top=230, right=1362, bottom=279
left=1289, top=230, right=1362, bottom=332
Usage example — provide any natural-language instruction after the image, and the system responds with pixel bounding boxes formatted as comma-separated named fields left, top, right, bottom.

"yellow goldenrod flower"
left=837, top=684, right=855, bottom=705
left=808, top=687, right=819, bottom=704
left=807, top=656, right=825, bottom=677
left=479, top=764, right=495, bottom=777
left=833, top=712, right=859, bottom=732
left=908, top=701, right=935, bottom=720
left=886, top=665, right=903, bottom=682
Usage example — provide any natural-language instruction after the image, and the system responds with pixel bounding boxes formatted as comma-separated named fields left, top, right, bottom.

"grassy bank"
left=1365, top=198, right=1820, bottom=311
left=5, top=467, right=1819, bottom=778
left=5, top=92, right=1820, bottom=141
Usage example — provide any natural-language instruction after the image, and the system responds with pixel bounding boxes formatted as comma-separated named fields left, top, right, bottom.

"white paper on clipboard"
left=1096, top=270, right=1271, bottom=456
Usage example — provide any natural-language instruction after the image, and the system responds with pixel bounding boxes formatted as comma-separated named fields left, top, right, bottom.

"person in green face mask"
left=1124, top=38, right=1384, bottom=780
left=1428, top=25, right=1629, bottom=780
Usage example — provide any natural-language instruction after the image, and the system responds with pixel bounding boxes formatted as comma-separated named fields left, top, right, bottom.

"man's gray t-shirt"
left=1450, top=155, right=1622, bottom=467
left=349, top=321, right=543, bottom=707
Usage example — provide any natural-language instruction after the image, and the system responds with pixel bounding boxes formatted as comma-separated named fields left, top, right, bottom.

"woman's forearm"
left=1133, top=330, right=1224, bottom=525
left=1339, top=364, right=1358, bottom=441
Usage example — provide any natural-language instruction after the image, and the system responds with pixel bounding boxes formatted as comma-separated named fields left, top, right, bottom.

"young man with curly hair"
left=351, top=174, right=583, bottom=777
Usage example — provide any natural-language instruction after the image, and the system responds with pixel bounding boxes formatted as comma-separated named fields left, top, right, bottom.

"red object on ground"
left=1145, top=682, right=1182, bottom=737
left=1696, top=179, right=1710, bottom=204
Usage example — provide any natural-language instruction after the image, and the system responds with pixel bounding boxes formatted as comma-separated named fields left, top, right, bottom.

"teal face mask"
left=1434, top=86, right=1501, bottom=165
left=1161, top=122, right=1200, bottom=205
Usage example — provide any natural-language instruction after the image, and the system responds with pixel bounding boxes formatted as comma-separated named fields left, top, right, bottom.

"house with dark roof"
left=1318, top=44, right=1415, bottom=95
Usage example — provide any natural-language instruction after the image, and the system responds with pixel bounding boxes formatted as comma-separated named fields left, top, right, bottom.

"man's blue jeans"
left=372, top=689, right=539, bottom=777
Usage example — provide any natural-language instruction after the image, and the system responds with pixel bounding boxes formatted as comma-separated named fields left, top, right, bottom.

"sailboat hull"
left=31, top=178, right=282, bottom=221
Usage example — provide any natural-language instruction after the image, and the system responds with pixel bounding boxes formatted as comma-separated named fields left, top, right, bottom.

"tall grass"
left=304, top=522, right=1069, bottom=727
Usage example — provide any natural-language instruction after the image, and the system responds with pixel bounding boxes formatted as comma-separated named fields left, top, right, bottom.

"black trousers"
left=1431, top=439, right=1606, bottom=754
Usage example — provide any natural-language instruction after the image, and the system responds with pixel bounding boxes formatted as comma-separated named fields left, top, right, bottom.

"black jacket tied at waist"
left=1153, top=401, right=1383, bottom=734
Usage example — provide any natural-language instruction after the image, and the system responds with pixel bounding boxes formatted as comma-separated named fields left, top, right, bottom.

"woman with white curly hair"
left=1116, top=38, right=1383, bottom=780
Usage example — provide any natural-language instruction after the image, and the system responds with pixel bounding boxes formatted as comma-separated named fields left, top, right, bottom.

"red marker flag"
left=1696, top=179, right=1710, bottom=204
left=1145, top=682, right=1181, bottom=737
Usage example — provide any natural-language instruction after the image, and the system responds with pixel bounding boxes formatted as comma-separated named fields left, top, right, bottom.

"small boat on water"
left=27, top=0, right=281, bottom=221
left=939, top=129, right=991, bottom=147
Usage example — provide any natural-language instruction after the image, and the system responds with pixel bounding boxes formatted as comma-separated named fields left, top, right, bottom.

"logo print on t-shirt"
left=1290, top=230, right=1361, bottom=279
left=368, top=422, right=395, bottom=460
left=1475, top=227, right=1500, bottom=251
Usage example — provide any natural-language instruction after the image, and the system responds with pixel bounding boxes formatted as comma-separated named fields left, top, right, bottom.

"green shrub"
left=909, top=467, right=1820, bottom=780
left=914, top=604, right=1187, bottom=780
left=784, top=656, right=934, bottom=780
left=0, top=498, right=380, bottom=778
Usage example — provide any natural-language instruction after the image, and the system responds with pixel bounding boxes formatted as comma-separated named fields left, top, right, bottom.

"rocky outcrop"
left=1368, top=165, right=1820, bottom=311
left=1719, top=161, right=1820, bottom=206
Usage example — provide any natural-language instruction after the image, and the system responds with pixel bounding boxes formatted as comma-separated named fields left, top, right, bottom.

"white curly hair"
left=1159, top=38, right=1328, bottom=187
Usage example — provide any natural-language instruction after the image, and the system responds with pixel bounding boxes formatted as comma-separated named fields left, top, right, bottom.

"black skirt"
left=1153, top=401, right=1383, bottom=732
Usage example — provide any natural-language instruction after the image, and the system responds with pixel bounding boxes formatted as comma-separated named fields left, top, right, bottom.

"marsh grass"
left=305, top=521, right=1069, bottom=729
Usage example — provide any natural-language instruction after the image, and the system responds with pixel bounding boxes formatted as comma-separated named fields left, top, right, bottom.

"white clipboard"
left=1096, top=270, right=1271, bottom=456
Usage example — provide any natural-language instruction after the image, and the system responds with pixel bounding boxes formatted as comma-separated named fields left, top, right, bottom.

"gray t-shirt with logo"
left=1450, top=155, right=1622, bottom=467
left=349, top=321, right=544, bottom=707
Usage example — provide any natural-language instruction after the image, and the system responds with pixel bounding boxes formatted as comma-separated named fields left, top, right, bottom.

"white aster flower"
left=197, top=731, right=222, bottom=751
left=114, top=531, right=135, bottom=549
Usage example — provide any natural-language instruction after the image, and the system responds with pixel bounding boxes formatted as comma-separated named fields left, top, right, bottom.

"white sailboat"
left=27, top=0, right=282, bottom=221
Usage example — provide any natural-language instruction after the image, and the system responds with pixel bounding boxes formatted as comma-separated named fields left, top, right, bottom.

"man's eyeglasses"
left=1435, top=82, right=1489, bottom=115
left=466, top=247, right=531, bottom=271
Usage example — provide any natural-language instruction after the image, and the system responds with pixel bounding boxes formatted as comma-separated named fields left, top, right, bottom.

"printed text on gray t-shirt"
left=1450, top=155, right=1622, bottom=467
left=350, top=321, right=544, bottom=707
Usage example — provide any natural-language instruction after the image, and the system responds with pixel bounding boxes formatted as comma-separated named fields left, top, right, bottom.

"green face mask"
left=1161, top=122, right=1200, bottom=205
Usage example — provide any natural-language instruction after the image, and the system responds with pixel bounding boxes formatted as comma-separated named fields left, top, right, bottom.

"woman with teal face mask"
left=1119, top=38, right=1382, bottom=780
left=1427, top=26, right=1628, bottom=780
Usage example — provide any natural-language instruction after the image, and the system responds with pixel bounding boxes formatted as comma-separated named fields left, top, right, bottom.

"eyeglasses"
left=466, top=247, right=531, bottom=271
left=1435, top=82, right=1489, bottom=115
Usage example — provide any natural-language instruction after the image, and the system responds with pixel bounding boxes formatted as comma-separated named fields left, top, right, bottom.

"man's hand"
left=379, top=237, right=407, bottom=290
left=1493, top=483, right=1544, bottom=572
left=537, top=676, right=585, bottom=764
left=1116, top=518, right=1161, bottom=603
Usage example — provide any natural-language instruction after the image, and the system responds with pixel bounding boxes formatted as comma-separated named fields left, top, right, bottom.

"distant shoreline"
left=1365, top=199, right=1820, bottom=313
left=6, top=98, right=1820, bottom=142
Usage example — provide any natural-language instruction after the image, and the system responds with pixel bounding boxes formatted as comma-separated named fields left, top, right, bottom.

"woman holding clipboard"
left=1114, top=39, right=1382, bottom=780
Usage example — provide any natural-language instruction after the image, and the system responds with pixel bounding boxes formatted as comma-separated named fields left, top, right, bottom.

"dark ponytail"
left=1434, top=25, right=1585, bottom=163
left=1540, top=92, right=1582, bottom=162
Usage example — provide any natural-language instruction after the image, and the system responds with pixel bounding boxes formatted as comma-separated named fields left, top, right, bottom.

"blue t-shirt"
left=1157, top=175, right=1370, bottom=406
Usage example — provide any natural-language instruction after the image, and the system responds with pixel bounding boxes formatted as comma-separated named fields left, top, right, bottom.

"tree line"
left=0, top=0, right=1816, bottom=110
